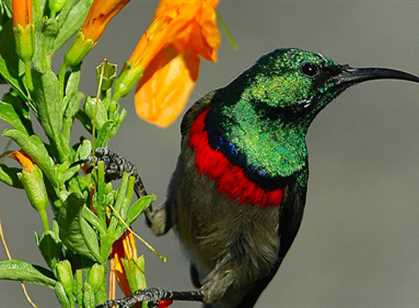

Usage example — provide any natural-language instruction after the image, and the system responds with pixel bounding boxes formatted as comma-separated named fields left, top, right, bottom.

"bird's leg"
left=82, top=147, right=172, bottom=235
left=198, top=255, right=235, bottom=304
left=97, top=288, right=204, bottom=308
left=97, top=257, right=235, bottom=307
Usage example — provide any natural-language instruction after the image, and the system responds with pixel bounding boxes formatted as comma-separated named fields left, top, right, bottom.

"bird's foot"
left=97, top=288, right=204, bottom=308
left=79, top=147, right=172, bottom=235
left=74, top=147, right=148, bottom=198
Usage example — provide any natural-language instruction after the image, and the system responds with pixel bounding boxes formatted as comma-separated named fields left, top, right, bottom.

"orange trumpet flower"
left=12, top=0, right=34, bottom=79
left=65, top=0, right=129, bottom=66
left=110, top=231, right=136, bottom=296
left=12, top=0, right=32, bottom=27
left=114, top=0, right=221, bottom=127
left=82, top=0, right=130, bottom=42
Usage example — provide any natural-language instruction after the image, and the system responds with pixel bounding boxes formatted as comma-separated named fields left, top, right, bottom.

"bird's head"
left=222, top=48, right=419, bottom=130
left=208, top=48, right=419, bottom=178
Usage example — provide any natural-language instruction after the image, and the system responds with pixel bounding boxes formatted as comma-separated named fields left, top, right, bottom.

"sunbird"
left=103, top=48, right=419, bottom=308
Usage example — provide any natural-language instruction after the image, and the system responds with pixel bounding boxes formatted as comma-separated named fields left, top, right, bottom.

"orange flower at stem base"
left=110, top=231, right=137, bottom=296
left=114, top=0, right=221, bottom=127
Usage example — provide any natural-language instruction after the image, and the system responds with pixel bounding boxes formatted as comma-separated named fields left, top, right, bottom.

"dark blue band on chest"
left=204, top=112, right=290, bottom=190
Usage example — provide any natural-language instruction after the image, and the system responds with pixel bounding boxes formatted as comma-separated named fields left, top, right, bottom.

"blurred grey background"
left=1, top=0, right=419, bottom=307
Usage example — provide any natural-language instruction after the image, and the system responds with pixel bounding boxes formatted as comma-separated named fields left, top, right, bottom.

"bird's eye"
left=300, top=62, right=319, bottom=77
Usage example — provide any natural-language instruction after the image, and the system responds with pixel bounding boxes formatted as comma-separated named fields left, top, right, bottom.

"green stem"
left=59, top=63, right=68, bottom=97
left=24, top=62, right=34, bottom=92
left=38, top=209, right=50, bottom=232
left=217, top=13, right=239, bottom=50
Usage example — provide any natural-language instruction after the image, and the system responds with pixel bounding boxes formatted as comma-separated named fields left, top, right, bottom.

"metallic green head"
left=209, top=48, right=419, bottom=179
left=228, top=48, right=419, bottom=128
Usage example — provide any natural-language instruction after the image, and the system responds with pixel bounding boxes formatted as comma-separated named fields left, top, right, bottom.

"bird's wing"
left=237, top=168, right=308, bottom=308
left=277, top=168, right=308, bottom=261
left=180, top=91, right=216, bottom=140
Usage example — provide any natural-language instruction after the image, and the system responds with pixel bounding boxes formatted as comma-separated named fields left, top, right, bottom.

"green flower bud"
left=84, top=97, right=108, bottom=129
left=83, top=282, right=95, bottom=308
left=87, top=263, right=105, bottom=291
left=64, top=32, right=95, bottom=67
left=14, top=24, right=34, bottom=62
left=56, top=260, right=73, bottom=297
left=19, top=164, right=50, bottom=231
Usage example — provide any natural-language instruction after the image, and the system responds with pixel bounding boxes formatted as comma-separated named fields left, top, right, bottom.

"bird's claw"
left=97, top=288, right=171, bottom=308
left=77, top=147, right=147, bottom=198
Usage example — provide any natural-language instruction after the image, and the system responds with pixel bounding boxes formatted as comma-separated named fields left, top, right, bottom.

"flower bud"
left=64, top=0, right=129, bottom=67
left=87, top=263, right=105, bottom=291
left=19, top=165, right=48, bottom=213
left=12, top=0, right=34, bottom=62
left=56, top=260, right=73, bottom=297
left=64, top=32, right=95, bottom=67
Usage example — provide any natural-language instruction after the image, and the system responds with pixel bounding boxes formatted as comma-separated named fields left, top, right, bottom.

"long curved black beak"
left=334, top=66, right=419, bottom=87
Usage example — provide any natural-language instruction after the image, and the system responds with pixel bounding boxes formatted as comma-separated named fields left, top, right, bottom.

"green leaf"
left=1, top=91, right=33, bottom=134
left=0, top=259, right=56, bottom=287
left=55, top=281, right=72, bottom=308
left=65, top=69, right=81, bottom=97
left=32, top=69, right=63, bottom=139
left=80, top=216, right=101, bottom=262
left=76, top=110, right=92, bottom=133
left=33, top=0, right=47, bottom=27
left=0, top=100, right=30, bottom=133
left=74, top=139, right=92, bottom=162
left=127, top=195, right=155, bottom=225
left=64, top=91, right=84, bottom=119
left=57, top=193, right=96, bottom=261
left=95, top=121, right=114, bottom=148
left=62, top=165, right=80, bottom=183
left=63, top=91, right=84, bottom=142
left=53, top=0, right=94, bottom=52
left=107, top=173, right=129, bottom=232
left=38, top=231, right=63, bottom=269
left=0, top=163, right=22, bottom=188
left=81, top=206, right=106, bottom=235
left=0, top=0, right=12, bottom=18
left=122, top=256, right=147, bottom=293
left=3, top=129, right=58, bottom=186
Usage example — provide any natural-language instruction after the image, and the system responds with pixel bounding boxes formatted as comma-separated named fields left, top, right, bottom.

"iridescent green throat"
left=207, top=96, right=309, bottom=179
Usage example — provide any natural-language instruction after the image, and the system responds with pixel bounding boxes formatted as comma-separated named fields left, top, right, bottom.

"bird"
left=103, top=48, right=419, bottom=308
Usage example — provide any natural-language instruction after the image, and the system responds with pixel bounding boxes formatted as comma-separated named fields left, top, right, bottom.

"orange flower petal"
left=8, top=150, right=34, bottom=172
left=135, top=46, right=200, bottom=128
left=12, top=0, right=32, bottom=27
left=82, top=0, right=129, bottom=42
left=110, top=232, right=138, bottom=296
left=111, top=252, right=131, bottom=296
left=123, top=0, right=221, bottom=127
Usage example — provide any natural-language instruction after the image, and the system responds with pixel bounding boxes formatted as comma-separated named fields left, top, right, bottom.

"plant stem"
left=38, top=209, right=50, bottom=232
left=24, top=62, right=34, bottom=92
left=58, top=63, right=68, bottom=97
